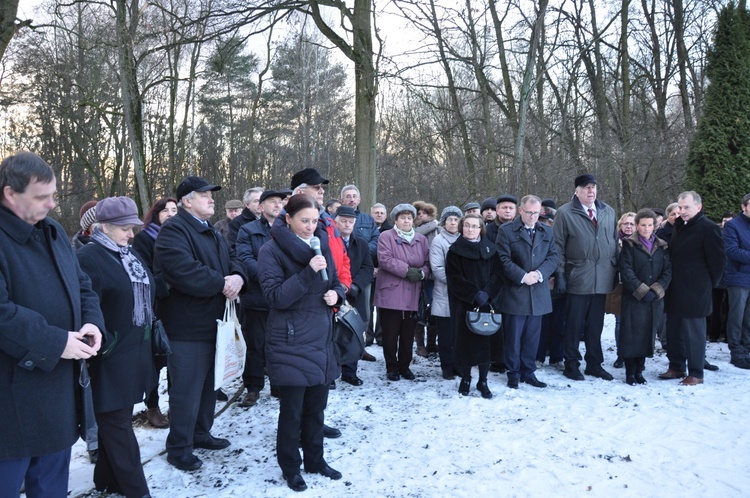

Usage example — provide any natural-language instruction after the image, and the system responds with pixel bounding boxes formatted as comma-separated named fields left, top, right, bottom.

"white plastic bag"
left=214, top=299, right=247, bottom=390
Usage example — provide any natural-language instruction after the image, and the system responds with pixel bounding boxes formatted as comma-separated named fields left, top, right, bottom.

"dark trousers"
left=563, top=294, right=606, bottom=367
left=94, top=407, right=149, bottom=498
left=435, top=316, right=454, bottom=373
left=726, top=286, right=750, bottom=359
left=145, top=355, right=168, bottom=409
left=0, top=448, right=70, bottom=498
left=460, top=364, right=489, bottom=382
left=240, top=308, right=269, bottom=393
left=341, top=360, right=359, bottom=378
left=666, top=314, right=706, bottom=378
left=276, top=384, right=329, bottom=476
left=367, top=280, right=383, bottom=344
left=537, top=296, right=566, bottom=363
left=503, top=314, right=542, bottom=380
left=707, top=288, right=729, bottom=341
left=166, top=340, right=218, bottom=457
left=379, top=308, right=417, bottom=373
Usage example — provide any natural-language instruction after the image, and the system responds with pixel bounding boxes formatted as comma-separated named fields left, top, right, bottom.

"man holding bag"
left=154, top=176, right=246, bottom=472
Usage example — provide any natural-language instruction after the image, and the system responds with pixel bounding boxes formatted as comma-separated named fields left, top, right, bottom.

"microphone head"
left=309, top=236, right=321, bottom=250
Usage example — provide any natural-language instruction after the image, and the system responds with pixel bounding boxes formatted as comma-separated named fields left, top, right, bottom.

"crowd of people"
left=2, top=151, right=749, bottom=497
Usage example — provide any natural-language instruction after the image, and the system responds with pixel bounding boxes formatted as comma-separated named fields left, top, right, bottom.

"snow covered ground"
left=68, top=314, right=750, bottom=497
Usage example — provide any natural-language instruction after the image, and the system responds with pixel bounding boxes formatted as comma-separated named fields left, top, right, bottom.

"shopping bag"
left=214, top=299, right=247, bottom=390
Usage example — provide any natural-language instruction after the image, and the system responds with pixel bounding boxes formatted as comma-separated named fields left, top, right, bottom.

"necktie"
left=588, top=208, right=597, bottom=229
left=526, top=227, right=534, bottom=242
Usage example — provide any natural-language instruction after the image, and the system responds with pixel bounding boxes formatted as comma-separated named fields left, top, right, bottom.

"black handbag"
left=415, top=285, right=430, bottom=326
left=465, top=306, right=502, bottom=336
left=151, top=318, right=172, bottom=356
left=333, top=303, right=366, bottom=365
left=75, top=359, right=98, bottom=452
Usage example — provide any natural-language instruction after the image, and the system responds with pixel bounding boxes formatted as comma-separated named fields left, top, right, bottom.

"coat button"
left=24, top=360, right=33, bottom=367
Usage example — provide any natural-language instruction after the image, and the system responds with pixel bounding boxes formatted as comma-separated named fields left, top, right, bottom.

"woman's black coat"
left=446, top=235, right=504, bottom=368
left=619, top=234, right=672, bottom=358
left=77, top=242, right=158, bottom=413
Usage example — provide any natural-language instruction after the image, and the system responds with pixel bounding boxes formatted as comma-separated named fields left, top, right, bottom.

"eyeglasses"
left=463, top=224, right=482, bottom=230
left=306, top=184, right=325, bottom=192
left=521, top=209, right=540, bottom=216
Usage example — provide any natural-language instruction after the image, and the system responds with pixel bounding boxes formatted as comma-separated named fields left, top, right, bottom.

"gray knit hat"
left=440, top=205, right=463, bottom=226
left=391, top=203, right=417, bottom=221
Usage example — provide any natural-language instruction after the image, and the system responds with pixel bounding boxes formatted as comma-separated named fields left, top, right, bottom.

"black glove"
left=641, top=290, right=657, bottom=303
left=347, top=283, right=361, bottom=300
left=406, top=267, right=423, bottom=282
left=473, top=291, right=490, bottom=308
left=553, top=272, right=567, bottom=295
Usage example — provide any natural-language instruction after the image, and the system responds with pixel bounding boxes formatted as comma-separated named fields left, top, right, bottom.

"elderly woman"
left=446, top=214, right=503, bottom=398
left=612, top=212, right=636, bottom=368
left=656, top=202, right=679, bottom=244
left=258, top=194, right=347, bottom=492
left=619, top=209, right=672, bottom=385
left=429, top=205, right=463, bottom=379
left=132, top=197, right=178, bottom=428
left=375, top=203, right=431, bottom=381
left=77, top=197, right=156, bottom=498
left=413, top=201, right=440, bottom=357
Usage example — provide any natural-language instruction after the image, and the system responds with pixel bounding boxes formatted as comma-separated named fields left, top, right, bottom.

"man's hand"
left=522, top=272, right=540, bottom=286
left=61, top=331, right=99, bottom=360
left=223, top=274, right=244, bottom=300
left=79, top=323, right=102, bottom=352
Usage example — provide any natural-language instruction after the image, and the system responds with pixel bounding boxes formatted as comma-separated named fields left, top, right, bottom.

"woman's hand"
left=309, top=255, right=327, bottom=273
left=323, top=290, right=338, bottom=306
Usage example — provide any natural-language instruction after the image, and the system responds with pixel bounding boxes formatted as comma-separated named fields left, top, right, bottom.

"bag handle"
left=472, top=305, right=496, bottom=314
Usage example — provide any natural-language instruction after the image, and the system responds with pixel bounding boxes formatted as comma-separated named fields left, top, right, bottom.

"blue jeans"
left=0, top=448, right=71, bottom=498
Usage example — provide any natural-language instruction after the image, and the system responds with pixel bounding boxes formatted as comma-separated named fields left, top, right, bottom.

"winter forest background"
left=1, top=0, right=750, bottom=235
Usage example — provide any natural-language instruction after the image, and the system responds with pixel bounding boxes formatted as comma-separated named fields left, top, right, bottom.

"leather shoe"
left=680, top=375, right=704, bottom=386
left=284, top=474, right=307, bottom=492
left=400, top=368, right=416, bottom=380
left=507, top=378, right=519, bottom=389
left=521, top=375, right=547, bottom=388
left=305, top=463, right=342, bottom=480
left=323, top=424, right=341, bottom=439
left=584, top=367, right=614, bottom=381
left=215, top=389, right=228, bottom=401
left=704, top=361, right=719, bottom=371
left=658, top=369, right=686, bottom=380
left=361, top=350, right=376, bottom=362
left=145, top=407, right=169, bottom=428
left=458, top=378, right=470, bottom=395
left=476, top=380, right=493, bottom=399
left=167, top=453, right=202, bottom=471
left=194, top=435, right=230, bottom=450
left=563, top=365, right=585, bottom=381
left=387, top=371, right=400, bottom=381
left=731, top=357, right=750, bottom=370
left=342, top=375, right=364, bottom=386
left=613, top=357, right=624, bottom=368
left=239, top=391, right=259, bottom=408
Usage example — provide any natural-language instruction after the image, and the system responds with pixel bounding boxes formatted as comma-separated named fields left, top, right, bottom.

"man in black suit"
left=661, top=191, right=726, bottom=385
left=335, top=206, right=375, bottom=385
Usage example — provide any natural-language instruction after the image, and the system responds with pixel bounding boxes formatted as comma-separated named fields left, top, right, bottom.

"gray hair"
left=243, top=187, right=263, bottom=204
left=340, top=185, right=360, bottom=198
left=678, top=191, right=702, bottom=205
left=293, top=184, right=306, bottom=196
left=520, top=195, right=542, bottom=207
left=371, top=202, right=386, bottom=211
left=177, top=190, right=196, bottom=208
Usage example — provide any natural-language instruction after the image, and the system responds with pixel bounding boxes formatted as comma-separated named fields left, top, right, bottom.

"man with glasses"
left=553, top=174, right=618, bottom=382
left=496, top=195, right=558, bottom=389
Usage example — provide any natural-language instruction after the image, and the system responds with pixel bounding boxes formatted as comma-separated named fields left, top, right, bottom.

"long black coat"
left=154, top=209, right=246, bottom=341
left=496, top=217, right=558, bottom=316
left=0, top=207, right=105, bottom=459
left=446, top=235, right=504, bottom=368
left=236, top=217, right=273, bottom=311
left=664, top=211, right=726, bottom=318
left=258, top=216, right=346, bottom=387
left=345, top=235, right=374, bottom=320
left=77, top=241, right=158, bottom=413
left=619, top=235, right=672, bottom=358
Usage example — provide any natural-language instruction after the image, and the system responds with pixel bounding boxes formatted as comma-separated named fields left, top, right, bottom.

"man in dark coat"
left=723, top=193, right=750, bottom=369
left=335, top=206, right=375, bottom=386
left=553, top=174, right=618, bottom=381
left=0, top=152, right=105, bottom=496
left=235, top=189, right=287, bottom=407
left=367, top=203, right=392, bottom=345
left=214, top=199, right=243, bottom=240
left=661, top=191, right=726, bottom=385
left=154, top=176, right=247, bottom=471
left=227, top=186, right=263, bottom=249
left=496, top=195, right=558, bottom=389
left=486, top=193, right=517, bottom=245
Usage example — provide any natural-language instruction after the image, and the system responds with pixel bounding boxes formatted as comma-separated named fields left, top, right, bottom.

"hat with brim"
left=95, top=197, right=143, bottom=226
left=334, top=206, right=357, bottom=218
left=291, top=168, right=329, bottom=190
left=176, top=176, right=221, bottom=199
left=259, top=189, right=289, bottom=204
left=496, top=194, right=518, bottom=205
left=463, top=202, right=481, bottom=213
left=391, top=203, right=417, bottom=221
left=225, top=199, right=243, bottom=209
left=574, top=174, right=597, bottom=188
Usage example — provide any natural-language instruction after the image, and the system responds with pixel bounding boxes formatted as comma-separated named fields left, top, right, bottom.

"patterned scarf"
left=394, top=226, right=415, bottom=243
left=91, top=229, right=153, bottom=327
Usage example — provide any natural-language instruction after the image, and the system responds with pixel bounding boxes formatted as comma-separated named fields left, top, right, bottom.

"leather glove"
left=553, top=272, right=567, bottom=295
left=406, top=267, right=423, bottom=282
left=347, top=283, right=361, bottom=300
left=641, top=290, right=657, bottom=303
left=473, top=291, right=490, bottom=308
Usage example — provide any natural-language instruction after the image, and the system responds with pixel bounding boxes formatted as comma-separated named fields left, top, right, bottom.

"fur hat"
left=391, top=203, right=417, bottom=221
left=412, top=201, right=437, bottom=219
left=440, top=205, right=463, bottom=226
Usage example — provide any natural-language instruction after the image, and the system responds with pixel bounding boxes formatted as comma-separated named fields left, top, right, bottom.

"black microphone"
left=309, top=236, right=328, bottom=282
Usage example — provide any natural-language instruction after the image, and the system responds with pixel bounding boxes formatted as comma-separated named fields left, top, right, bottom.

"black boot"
left=624, top=359, right=636, bottom=386
left=634, top=357, right=647, bottom=384
left=458, top=377, right=470, bottom=396
left=476, top=379, right=492, bottom=399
